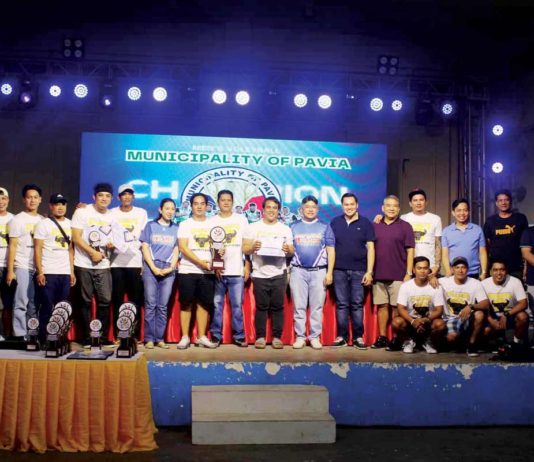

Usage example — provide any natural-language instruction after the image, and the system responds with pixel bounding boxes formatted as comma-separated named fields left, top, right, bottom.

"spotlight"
left=18, top=79, right=37, bottom=107
left=294, top=93, right=308, bottom=108
left=1, top=83, right=13, bottom=96
left=377, top=55, right=399, bottom=75
left=127, top=86, right=141, bottom=101
left=74, top=83, right=88, bottom=98
left=153, top=87, right=167, bottom=102
left=212, top=89, right=227, bottom=104
left=391, top=99, right=403, bottom=111
left=99, top=82, right=116, bottom=109
left=62, top=37, right=84, bottom=60
left=441, top=102, right=454, bottom=115
left=492, top=124, right=504, bottom=136
left=317, top=94, right=332, bottom=109
left=235, top=90, right=250, bottom=106
left=49, top=85, right=61, bottom=97
left=370, top=98, right=383, bottom=111
left=492, top=162, right=504, bottom=174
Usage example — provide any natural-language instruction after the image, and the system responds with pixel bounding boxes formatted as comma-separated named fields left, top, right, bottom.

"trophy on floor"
left=45, top=321, right=61, bottom=357
left=26, top=317, right=40, bottom=351
left=89, top=319, right=103, bottom=352
left=209, top=226, right=226, bottom=270
left=116, top=303, right=137, bottom=357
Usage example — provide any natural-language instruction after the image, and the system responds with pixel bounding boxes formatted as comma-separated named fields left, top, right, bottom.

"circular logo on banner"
left=180, top=167, right=280, bottom=209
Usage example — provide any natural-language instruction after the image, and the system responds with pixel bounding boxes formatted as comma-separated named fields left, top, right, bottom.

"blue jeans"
left=333, top=269, right=365, bottom=340
left=38, top=274, right=71, bottom=340
left=13, top=268, right=37, bottom=337
left=143, top=269, right=175, bottom=343
left=289, top=267, right=327, bottom=339
left=211, top=276, right=245, bottom=341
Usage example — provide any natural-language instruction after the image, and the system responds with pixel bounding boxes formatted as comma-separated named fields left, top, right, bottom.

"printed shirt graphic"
left=438, top=276, right=488, bottom=319
left=140, top=220, right=178, bottom=269
left=8, top=212, right=43, bottom=270
left=209, top=213, right=248, bottom=276
left=397, top=279, right=445, bottom=318
left=481, top=275, right=526, bottom=314
left=0, top=212, right=13, bottom=267
left=401, top=212, right=442, bottom=268
left=178, top=217, right=213, bottom=274
left=110, top=206, right=148, bottom=268
left=290, top=220, right=335, bottom=268
left=34, top=218, right=72, bottom=275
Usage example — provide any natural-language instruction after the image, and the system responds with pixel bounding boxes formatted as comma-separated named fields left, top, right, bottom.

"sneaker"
left=145, top=341, right=154, bottom=349
left=354, top=337, right=367, bottom=350
left=157, top=341, right=169, bottom=349
left=293, top=337, right=306, bottom=349
left=210, top=337, right=221, bottom=348
left=422, top=341, right=437, bottom=354
left=371, top=336, right=388, bottom=349
left=310, top=338, right=323, bottom=350
left=0, top=334, right=5, bottom=342
left=196, top=335, right=218, bottom=349
left=271, top=337, right=284, bottom=349
left=331, top=336, right=347, bottom=347
left=402, top=339, right=416, bottom=354
left=255, top=337, right=267, bottom=349
left=233, top=338, right=248, bottom=348
left=177, top=336, right=190, bottom=350
left=466, top=343, right=479, bottom=357
left=386, top=337, right=402, bottom=351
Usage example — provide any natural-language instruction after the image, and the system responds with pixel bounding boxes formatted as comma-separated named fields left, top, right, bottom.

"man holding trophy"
left=209, top=190, right=250, bottom=347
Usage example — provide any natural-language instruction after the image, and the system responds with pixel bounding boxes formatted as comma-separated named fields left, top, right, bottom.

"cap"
left=451, top=256, right=469, bottom=268
left=408, top=188, right=427, bottom=201
left=49, top=193, right=68, bottom=204
left=0, top=187, right=8, bottom=197
left=118, top=184, right=135, bottom=195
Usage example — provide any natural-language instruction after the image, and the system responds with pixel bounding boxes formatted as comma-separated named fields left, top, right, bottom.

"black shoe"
left=353, top=338, right=367, bottom=350
left=332, top=336, right=347, bottom=347
left=386, top=337, right=402, bottom=351
left=233, top=338, right=248, bottom=348
left=371, top=336, right=388, bottom=349
left=211, top=337, right=221, bottom=348
left=467, top=343, right=479, bottom=357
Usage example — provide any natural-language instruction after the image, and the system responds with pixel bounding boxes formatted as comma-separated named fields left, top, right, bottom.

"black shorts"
left=178, top=273, right=215, bottom=310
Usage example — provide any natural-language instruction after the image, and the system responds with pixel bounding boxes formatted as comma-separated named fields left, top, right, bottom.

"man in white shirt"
left=71, top=183, right=116, bottom=345
left=0, top=187, right=13, bottom=341
left=209, top=190, right=250, bottom=347
left=34, top=193, right=75, bottom=340
left=6, top=184, right=43, bottom=339
left=243, top=196, right=294, bottom=349
left=110, top=184, right=148, bottom=338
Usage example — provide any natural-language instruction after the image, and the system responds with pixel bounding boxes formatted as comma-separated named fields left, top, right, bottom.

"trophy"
left=116, top=316, right=135, bottom=357
left=26, top=318, right=40, bottom=351
left=89, top=319, right=103, bottom=352
left=209, top=226, right=226, bottom=270
left=45, top=321, right=61, bottom=357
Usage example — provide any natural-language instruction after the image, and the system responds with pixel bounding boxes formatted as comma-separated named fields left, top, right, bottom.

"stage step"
left=192, top=385, right=336, bottom=444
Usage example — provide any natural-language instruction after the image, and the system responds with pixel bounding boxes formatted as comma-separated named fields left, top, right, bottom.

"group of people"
left=0, top=181, right=532, bottom=356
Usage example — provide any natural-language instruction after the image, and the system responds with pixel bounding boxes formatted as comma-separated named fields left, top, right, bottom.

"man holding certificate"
left=243, top=196, right=294, bottom=349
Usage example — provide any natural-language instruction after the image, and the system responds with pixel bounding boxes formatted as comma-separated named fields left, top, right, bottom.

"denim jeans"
left=211, top=276, right=245, bottom=341
left=333, top=269, right=365, bottom=340
left=143, top=269, right=175, bottom=343
left=38, top=274, right=71, bottom=340
left=13, top=268, right=37, bottom=337
left=289, top=267, right=327, bottom=339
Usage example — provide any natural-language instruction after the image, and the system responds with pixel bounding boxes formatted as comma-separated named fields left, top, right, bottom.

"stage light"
left=127, top=86, right=141, bottom=101
left=18, top=79, right=37, bottom=107
left=49, top=85, right=61, bottom=97
left=318, top=94, right=332, bottom=109
left=1, top=83, right=13, bottom=96
left=370, top=98, right=383, bottom=111
left=293, top=93, right=308, bottom=108
left=153, top=87, right=167, bottom=102
left=99, top=82, right=116, bottom=109
left=377, top=55, right=399, bottom=75
left=492, top=162, right=504, bottom=173
left=62, top=37, right=84, bottom=60
left=74, top=84, right=88, bottom=98
left=441, top=102, right=454, bottom=115
left=235, top=90, right=250, bottom=106
left=492, top=124, right=504, bottom=136
left=19, top=92, right=32, bottom=104
left=391, top=99, right=403, bottom=111
left=212, top=89, right=227, bottom=104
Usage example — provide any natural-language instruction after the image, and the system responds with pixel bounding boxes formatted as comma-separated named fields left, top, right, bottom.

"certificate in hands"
left=256, top=236, right=285, bottom=257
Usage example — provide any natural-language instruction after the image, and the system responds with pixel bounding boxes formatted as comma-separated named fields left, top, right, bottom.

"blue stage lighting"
left=492, top=124, right=504, bottom=136
left=492, top=162, right=504, bottom=173
left=212, top=89, right=227, bottom=104
left=1, top=83, right=13, bottom=96
left=235, top=90, right=250, bottom=106
left=370, top=98, right=383, bottom=111
left=441, top=102, right=454, bottom=115
left=391, top=99, right=403, bottom=111
left=127, top=86, right=141, bottom=101
left=74, top=84, right=88, bottom=98
left=153, top=87, right=167, bottom=102
left=49, top=85, right=61, bottom=97
left=293, top=93, right=308, bottom=108
left=19, top=92, right=32, bottom=104
left=317, top=94, right=332, bottom=109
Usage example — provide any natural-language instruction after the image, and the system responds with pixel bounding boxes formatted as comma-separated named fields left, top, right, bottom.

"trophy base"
left=45, top=349, right=59, bottom=358
left=26, top=343, right=40, bottom=351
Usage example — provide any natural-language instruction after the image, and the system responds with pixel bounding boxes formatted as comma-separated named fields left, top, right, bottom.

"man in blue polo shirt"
left=330, top=193, right=375, bottom=348
left=442, top=198, right=487, bottom=279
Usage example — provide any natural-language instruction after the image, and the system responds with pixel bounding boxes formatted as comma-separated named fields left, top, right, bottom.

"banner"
left=80, top=132, right=387, bottom=223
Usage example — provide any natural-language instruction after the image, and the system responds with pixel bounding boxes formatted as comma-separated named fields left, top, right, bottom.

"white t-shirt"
left=482, top=275, right=527, bottom=314
left=110, top=206, right=148, bottom=268
left=71, top=206, right=115, bottom=269
left=401, top=212, right=442, bottom=269
left=0, top=212, right=13, bottom=268
left=34, top=218, right=72, bottom=275
left=209, top=213, right=249, bottom=277
left=8, top=212, right=43, bottom=270
left=397, top=278, right=445, bottom=318
left=438, top=276, right=488, bottom=319
left=177, top=217, right=213, bottom=274
left=244, top=220, right=293, bottom=279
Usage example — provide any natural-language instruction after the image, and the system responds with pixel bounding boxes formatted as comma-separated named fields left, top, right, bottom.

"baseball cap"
left=49, top=193, right=68, bottom=204
left=0, top=187, right=8, bottom=197
left=451, top=256, right=469, bottom=267
left=118, top=184, right=135, bottom=195
left=408, top=188, right=427, bottom=201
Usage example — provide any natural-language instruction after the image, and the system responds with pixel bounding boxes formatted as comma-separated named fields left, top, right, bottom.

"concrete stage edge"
left=144, top=347, right=534, bottom=427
